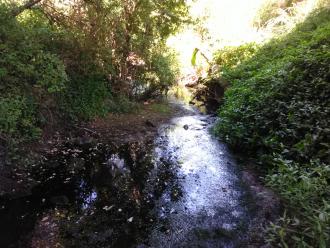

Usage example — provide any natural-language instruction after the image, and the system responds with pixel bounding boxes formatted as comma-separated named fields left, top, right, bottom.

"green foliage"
left=0, top=4, right=67, bottom=141
left=63, top=76, right=111, bottom=120
left=0, top=6, right=68, bottom=93
left=216, top=9, right=330, bottom=161
left=214, top=8, right=330, bottom=247
left=137, top=46, right=180, bottom=99
left=0, top=96, right=41, bottom=141
left=32, top=53, right=67, bottom=93
left=64, top=76, right=139, bottom=118
left=266, top=158, right=330, bottom=247
left=57, top=0, right=187, bottom=98
left=213, top=43, right=259, bottom=70
left=0, top=0, right=187, bottom=144
left=150, top=47, right=179, bottom=87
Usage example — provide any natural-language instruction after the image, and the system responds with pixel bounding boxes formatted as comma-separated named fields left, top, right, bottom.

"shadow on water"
left=0, top=102, right=256, bottom=248
left=0, top=141, right=161, bottom=247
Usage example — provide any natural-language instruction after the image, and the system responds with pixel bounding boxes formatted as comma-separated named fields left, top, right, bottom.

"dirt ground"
left=87, top=101, right=182, bottom=145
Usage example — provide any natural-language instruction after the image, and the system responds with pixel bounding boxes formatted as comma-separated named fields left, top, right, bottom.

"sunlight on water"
left=150, top=112, right=247, bottom=247
left=82, top=190, right=98, bottom=210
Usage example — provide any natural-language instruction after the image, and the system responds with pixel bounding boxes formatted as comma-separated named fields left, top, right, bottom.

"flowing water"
left=146, top=104, right=251, bottom=248
left=0, top=103, right=254, bottom=248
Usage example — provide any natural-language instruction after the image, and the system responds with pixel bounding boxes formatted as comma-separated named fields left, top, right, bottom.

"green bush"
left=213, top=43, right=259, bottom=71
left=266, top=158, right=330, bottom=247
left=216, top=9, right=330, bottom=163
left=215, top=8, right=330, bottom=247
left=63, top=75, right=111, bottom=120
left=0, top=96, right=41, bottom=141
left=151, top=48, right=179, bottom=89
left=0, top=6, right=68, bottom=93
left=0, top=5, right=67, bottom=141
left=136, top=46, right=180, bottom=99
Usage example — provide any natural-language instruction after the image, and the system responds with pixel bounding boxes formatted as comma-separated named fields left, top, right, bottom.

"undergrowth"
left=0, top=2, right=180, bottom=146
left=214, top=8, right=330, bottom=247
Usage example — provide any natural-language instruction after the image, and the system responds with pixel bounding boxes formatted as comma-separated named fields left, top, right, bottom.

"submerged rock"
left=145, top=120, right=156, bottom=128
left=72, top=135, right=94, bottom=146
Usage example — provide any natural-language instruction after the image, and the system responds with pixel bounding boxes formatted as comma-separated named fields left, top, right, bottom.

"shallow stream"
left=0, top=103, right=255, bottom=248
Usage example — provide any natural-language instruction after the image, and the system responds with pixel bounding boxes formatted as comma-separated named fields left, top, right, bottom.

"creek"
left=0, top=102, right=256, bottom=248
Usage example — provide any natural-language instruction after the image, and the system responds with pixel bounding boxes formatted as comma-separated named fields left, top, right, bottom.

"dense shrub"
left=266, top=157, right=330, bottom=247
left=136, top=48, right=180, bottom=99
left=62, top=75, right=111, bottom=120
left=213, top=43, right=259, bottom=71
left=0, top=7, right=68, bottom=90
left=0, top=5, right=67, bottom=142
left=216, top=9, right=330, bottom=163
left=215, top=8, right=330, bottom=247
left=0, top=0, right=186, bottom=143
left=0, top=96, right=41, bottom=141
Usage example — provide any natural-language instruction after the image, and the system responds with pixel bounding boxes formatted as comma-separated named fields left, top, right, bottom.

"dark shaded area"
left=0, top=141, right=158, bottom=247
left=187, top=77, right=228, bottom=113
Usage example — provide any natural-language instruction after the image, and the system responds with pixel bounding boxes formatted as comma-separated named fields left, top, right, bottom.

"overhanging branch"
left=12, top=0, right=43, bottom=17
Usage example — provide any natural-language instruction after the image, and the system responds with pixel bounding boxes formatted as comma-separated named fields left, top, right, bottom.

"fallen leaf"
left=102, top=205, right=114, bottom=211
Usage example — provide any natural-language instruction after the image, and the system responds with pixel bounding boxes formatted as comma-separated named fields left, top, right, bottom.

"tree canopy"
left=0, top=0, right=189, bottom=140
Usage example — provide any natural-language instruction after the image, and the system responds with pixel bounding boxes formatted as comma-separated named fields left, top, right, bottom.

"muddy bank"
left=87, top=101, right=187, bottom=145
left=0, top=100, right=185, bottom=247
left=0, top=101, right=180, bottom=198
left=186, top=77, right=228, bottom=114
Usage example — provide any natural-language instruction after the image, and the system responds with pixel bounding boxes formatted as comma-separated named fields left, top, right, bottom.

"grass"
left=150, top=103, right=172, bottom=114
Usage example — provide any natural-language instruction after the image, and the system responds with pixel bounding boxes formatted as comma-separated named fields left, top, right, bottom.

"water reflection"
left=148, top=113, right=249, bottom=247
left=0, top=102, right=253, bottom=248
left=79, top=180, right=98, bottom=210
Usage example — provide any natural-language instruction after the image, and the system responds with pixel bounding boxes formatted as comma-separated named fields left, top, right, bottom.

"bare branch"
left=12, top=0, right=43, bottom=17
